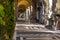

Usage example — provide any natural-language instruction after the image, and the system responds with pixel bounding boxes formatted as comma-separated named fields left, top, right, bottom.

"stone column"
left=48, top=0, right=57, bottom=30
left=32, top=1, right=37, bottom=20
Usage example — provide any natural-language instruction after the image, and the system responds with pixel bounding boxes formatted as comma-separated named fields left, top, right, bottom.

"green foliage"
left=0, top=17, right=5, bottom=25
left=0, top=0, right=15, bottom=40
left=0, top=4, right=5, bottom=25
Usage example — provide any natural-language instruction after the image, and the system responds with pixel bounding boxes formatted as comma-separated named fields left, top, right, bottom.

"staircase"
left=16, top=33, right=60, bottom=40
left=15, top=23, right=60, bottom=40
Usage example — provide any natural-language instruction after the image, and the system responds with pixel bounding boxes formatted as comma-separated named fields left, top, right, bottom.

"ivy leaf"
left=0, top=17, right=5, bottom=25
left=0, top=4, right=4, bottom=10
left=0, top=4, right=5, bottom=17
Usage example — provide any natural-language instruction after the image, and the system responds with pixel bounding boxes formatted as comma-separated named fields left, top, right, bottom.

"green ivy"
left=0, top=4, right=5, bottom=25
left=0, top=0, right=15, bottom=40
left=0, top=17, right=5, bottom=25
